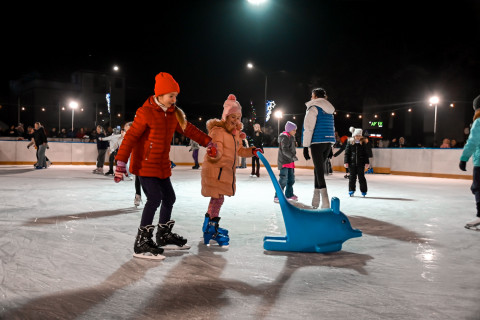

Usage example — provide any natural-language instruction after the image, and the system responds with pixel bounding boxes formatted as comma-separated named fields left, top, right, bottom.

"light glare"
left=69, top=101, right=79, bottom=109
left=247, top=0, right=267, bottom=5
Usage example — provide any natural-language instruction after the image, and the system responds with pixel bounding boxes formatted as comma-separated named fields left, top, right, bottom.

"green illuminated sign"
left=369, top=121, right=383, bottom=128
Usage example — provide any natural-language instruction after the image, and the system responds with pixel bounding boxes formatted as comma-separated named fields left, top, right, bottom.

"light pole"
left=274, top=110, right=283, bottom=138
left=108, top=65, right=120, bottom=128
left=247, top=62, right=267, bottom=128
left=58, top=103, right=61, bottom=131
left=429, top=96, right=439, bottom=147
left=69, top=101, right=78, bottom=136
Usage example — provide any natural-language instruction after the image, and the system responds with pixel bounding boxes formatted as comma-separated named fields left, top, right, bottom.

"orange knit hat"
left=154, top=72, right=180, bottom=96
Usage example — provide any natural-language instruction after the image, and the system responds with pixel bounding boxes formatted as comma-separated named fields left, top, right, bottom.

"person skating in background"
left=189, top=139, right=200, bottom=169
left=302, top=87, right=336, bottom=208
left=344, top=127, right=370, bottom=197
left=364, top=135, right=374, bottom=174
left=201, top=94, right=262, bottom=247
left=250, top=123, right=264, bottom=177
left=274, top=121, right=298, bottom=203
left=333, top=135, right=349, bottom=178
left=101, top=127, right=123, bottom=176
left=240, top=137, right=249, bottom=168
left=123, top=121, right=142, bottom=206
left=92, top=125, right=109, bottom=174
left=114, top=72, right=212, bottom=260
left=27, top=122, right=49, bottom=169
left=459, top=94, right=480, bottom=230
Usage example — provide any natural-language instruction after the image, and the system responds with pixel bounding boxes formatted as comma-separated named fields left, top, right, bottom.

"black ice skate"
left=156, top=220, right=190, bottom=250
left=133, top=225, right=165, bottom=260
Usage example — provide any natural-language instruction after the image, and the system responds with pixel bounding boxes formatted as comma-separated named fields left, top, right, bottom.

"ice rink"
left=0, top=164, right=479, bottom=320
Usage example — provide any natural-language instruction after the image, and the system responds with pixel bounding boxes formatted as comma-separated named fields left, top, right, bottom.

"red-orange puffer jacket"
left=201, top=119, right=255, bottom=198
left=116, top=96, right=211, bottom=179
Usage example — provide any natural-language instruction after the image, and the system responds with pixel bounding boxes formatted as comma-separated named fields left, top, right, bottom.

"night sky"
left=2, top=1, right=480, bottom=134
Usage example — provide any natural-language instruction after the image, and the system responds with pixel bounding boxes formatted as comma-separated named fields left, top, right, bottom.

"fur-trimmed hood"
left=206, top=118, right=244, bottom=134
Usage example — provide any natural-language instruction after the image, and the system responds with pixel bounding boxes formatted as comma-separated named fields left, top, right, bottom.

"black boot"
left=134, top=225, right=164, bottom=257
left=156, top=220, right=188, bottom=248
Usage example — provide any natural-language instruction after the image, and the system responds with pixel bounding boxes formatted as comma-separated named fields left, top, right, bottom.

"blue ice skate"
left=204, top=217, right=229, bottom=247
left=257, top=152, right=362, bottom=253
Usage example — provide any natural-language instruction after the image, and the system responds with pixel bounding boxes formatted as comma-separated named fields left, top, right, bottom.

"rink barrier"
left=0, top=140, right=472, bottom=179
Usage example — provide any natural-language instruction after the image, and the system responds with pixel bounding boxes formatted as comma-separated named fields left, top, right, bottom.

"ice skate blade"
left=205, top=241, right=229, bottom=249
left=465, top=225, right=480, bottom=231
left=162, top=244, right=191, bottom=250
left=133, top=253, right=166, bottom=260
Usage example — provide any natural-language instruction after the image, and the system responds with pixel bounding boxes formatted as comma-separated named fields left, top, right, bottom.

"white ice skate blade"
left=133, top=253, right=166, bottom=260
left=465, top=225, right=480, bottom=231
left=161, top=244, right=191, bottom=250
left=205, top=241, right=229, bottom=248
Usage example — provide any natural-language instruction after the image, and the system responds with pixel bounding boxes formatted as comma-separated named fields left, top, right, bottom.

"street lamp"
left=429, top=96, right=439, bottom=147
left=274, top=110, right=283, bottom=138
left=247, top=62, right=267, bottom=128
left=108, top=65, right=120, bottom=127
left=69, top=101, right=78, bottom=135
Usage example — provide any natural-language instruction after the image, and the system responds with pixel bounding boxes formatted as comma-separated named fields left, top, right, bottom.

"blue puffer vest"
left=302, top=106, right=335, bottom=144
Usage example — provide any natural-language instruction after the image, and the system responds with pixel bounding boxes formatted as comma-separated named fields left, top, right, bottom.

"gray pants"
left=36, top=145, right=47, bottom=168
left=96, top=149, right=107, bottom=168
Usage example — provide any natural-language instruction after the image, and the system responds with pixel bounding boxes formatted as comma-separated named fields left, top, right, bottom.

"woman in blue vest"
left=302, top=88, right=336, bottom=208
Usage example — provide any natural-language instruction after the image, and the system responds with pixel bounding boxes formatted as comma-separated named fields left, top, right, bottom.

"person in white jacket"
left=101, top=128, right=124, bottom=176
left=302, top=88, right=336, bottom=208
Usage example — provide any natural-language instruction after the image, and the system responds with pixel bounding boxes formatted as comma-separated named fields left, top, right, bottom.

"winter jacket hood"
left=305, top=98, right=335, bottom=114
left=206, top=118, right=243, bottom=134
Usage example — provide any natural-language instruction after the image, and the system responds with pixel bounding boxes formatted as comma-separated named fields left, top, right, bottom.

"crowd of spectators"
left=1, top=122, right=466, bottom=149
left=0, top=123, right=117, bottom=142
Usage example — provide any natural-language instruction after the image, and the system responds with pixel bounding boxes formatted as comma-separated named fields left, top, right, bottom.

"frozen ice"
left=0, top=165, right=479, bottom=319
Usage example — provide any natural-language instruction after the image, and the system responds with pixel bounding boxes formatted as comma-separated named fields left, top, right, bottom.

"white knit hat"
left=349, top=126, right=363, bottom=137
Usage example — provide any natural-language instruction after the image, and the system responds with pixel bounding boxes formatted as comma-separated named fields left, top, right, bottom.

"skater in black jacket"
left=344, top=127, right=370, bottom=197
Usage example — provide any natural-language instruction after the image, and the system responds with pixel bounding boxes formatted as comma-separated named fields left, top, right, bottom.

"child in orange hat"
left=114, top=72, right=214, bottom=260
left=200, top=94, right=263, bottom=247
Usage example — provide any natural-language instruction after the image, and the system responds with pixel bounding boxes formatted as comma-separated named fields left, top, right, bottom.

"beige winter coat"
left=201, top=119, right=255, bottom=198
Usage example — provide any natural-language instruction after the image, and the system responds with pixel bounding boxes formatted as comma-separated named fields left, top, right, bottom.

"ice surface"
left=0, top=165, right=479, bottom=319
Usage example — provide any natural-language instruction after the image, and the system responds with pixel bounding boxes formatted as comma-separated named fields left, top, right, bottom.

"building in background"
left=4, top=70, right=125, bottom=132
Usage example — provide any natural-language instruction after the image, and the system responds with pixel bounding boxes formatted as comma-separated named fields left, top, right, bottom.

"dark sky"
left=2, top=1, right=480, bottom=124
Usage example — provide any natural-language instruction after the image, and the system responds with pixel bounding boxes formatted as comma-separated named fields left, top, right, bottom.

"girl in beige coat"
left=201, top=94, right=262, bottom=247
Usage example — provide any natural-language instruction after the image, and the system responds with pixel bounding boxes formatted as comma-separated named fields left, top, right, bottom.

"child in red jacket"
left=114, top=72, right=212, bottom=260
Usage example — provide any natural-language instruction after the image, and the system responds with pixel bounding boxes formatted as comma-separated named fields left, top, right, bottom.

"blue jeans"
left=36, top=144, right=47, bottom=168
left=276, top=167, right=295, bottom=198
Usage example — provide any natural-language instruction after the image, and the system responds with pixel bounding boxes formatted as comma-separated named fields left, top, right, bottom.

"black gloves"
left=459, top=161, right=467, bottom=171
left=303, top=147, right=310, bottom=161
